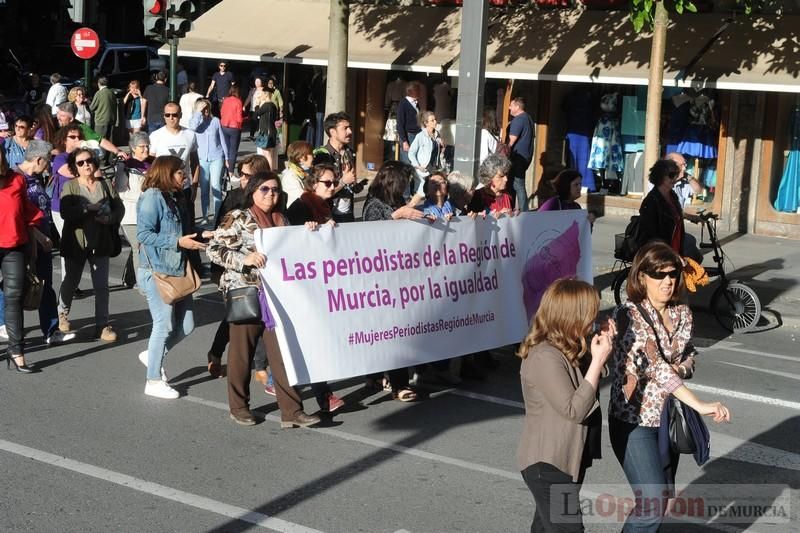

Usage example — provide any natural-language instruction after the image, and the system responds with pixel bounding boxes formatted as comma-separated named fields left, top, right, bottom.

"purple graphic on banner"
left=521, top=221, right=581, bottom=321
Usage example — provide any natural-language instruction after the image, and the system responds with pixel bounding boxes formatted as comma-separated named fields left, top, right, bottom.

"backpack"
left=615, top=215, right=642, bottom=262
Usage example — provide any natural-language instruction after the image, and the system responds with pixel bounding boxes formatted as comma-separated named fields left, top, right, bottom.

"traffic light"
left=144, top=0, right=167, bottom=41
left=166, top=0, right=196, bottom=39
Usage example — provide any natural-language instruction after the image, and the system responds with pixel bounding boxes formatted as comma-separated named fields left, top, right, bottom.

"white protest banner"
left=256, top=210, right=592, bottom=385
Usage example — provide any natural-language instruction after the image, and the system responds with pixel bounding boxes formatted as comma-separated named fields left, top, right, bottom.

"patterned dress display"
left=676, top=95, right=718, bottom=159
left=589, top=93, right=624, bottom=175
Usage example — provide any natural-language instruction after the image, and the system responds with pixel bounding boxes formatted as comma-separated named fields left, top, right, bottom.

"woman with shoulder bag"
left=517, top=278, right=615, bottom=532
left=59, top=147, right=125, bottom=342
left=609, top=241, right=732, bottom=532
left=136, top=155, right=210, bottom=400
left=207, top=171, right=320, bottom=427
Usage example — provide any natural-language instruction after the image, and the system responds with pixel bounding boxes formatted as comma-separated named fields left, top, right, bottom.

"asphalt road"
left=1, top=215, right=798, bottom=533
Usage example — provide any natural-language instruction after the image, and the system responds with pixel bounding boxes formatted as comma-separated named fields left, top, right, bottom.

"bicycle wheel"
left=711, top=282, right=761, bottom=333
left=612, top=267, right=631, bottom=306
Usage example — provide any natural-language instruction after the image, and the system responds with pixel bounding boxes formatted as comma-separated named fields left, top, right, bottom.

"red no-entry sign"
left=70, top=27, right=100, bottom=60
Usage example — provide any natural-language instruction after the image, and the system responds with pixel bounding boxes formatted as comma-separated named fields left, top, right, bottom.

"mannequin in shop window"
left=433, top=77, right=453, bottom=121
left=620, top=86, right=647, bottom=196
left=383, top=76, right=406, bottom=161
left=676, top=90, right=719, bottom=201
left=562, top=86, right=597, bottom=192
left=588, top=91, right=624, bottom=193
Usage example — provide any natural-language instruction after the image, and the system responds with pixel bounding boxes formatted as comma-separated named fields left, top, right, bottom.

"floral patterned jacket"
left=608, top=300, right=697, bottom=427
left=206, top=208, right=286, bottom=294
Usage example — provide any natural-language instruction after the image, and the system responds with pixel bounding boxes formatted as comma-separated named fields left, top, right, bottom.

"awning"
left=165, top=0, right=800, bottom=92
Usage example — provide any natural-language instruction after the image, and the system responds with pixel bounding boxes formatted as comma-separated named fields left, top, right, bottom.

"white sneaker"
left=144, top=379, right=179, bottom=399
left=138, top=350, right=168, bottom=382
left=46, top=330, right=76, bottom=345
left=0, top=325, right=7, bottom=340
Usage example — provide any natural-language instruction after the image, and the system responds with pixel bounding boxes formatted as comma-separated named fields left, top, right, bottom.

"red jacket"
left=0, top=172, right=44, bottom=248
left=220, top=96, right=244, bottom=129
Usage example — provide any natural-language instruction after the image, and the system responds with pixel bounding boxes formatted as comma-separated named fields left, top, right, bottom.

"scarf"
left=286, top=161, right=307, bottom=181
left=249, top=205, right=284, bottom=229
left=248, top=206, right=282, bottom=330
left=300, top=191, right=332, bottom=223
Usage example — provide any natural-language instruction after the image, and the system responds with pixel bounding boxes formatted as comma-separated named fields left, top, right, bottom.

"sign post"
left=70, top=27, right=100, bottom=95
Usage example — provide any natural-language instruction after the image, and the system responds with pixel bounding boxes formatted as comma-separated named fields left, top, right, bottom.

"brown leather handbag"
left=141, top=246, right=201, bottom=305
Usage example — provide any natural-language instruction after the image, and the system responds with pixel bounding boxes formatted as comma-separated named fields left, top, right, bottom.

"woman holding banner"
left=362, top=161, right=424, bottom=401
left=517, top=278, right=614, bottom=531
left=286, top=163, right=346, bottom=413
left=207, top=171, right=321, bottom=427
left=468, top=153, right=515, bottom=217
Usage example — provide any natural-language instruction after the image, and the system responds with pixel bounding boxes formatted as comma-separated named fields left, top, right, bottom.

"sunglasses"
left=75, top=158, right=97, bottom=168
left=318, top=180, right=338, bottom=188
left=164, top=113, right=180, bottom=118
left=258, top=185, right=280, bottom=194
left=644, top=269, right=680, bottom=280
left=239, top=171, right=253, bottom=178
left=67, top=134, right=82, bottom=140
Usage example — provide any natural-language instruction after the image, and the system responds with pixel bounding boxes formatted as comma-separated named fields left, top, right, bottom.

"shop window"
left=770, top=94, right=800, bottom=215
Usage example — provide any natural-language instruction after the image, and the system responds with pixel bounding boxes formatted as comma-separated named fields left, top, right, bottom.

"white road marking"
left=718, top=361, right=800, bottom=381
left=702, top=342, right=800, bottom=362
left=0, top=438, right=323, bottom=533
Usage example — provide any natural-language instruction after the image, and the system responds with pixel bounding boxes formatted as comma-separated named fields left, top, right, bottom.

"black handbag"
left=634, top=303, right=706, bottom=455
left=667, top=397, right=695, bottom=454
left=23, top=268, right=43, bottom=311
left=224, top=286, right=262, bottom=324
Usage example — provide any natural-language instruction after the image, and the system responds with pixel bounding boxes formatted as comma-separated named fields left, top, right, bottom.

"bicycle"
left=611, top=211, right=762, bottom=333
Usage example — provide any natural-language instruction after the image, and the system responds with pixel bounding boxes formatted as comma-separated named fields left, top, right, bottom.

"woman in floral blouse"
left=609, top=241, right=731, bottom=532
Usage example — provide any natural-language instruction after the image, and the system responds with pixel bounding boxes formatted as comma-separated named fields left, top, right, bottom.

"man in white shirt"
left=45, top=73, right=68, bottom=114
left=149, top=101, right=200, bottom=205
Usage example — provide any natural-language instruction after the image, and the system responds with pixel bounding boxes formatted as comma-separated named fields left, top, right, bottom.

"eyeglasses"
left=644, top=269, right=680, bottom=280
left=258, top=185, right=280, bottom=195
left=67, top=135, right=82, bottom=140
left=164, top=113, right=180, bottom=118
left=135, top=144, right=150, bottom=149
left=318, top=180, right=338, bottom=188
left=75, top=158, right=97, bottom=168
left=15, top=125, right=28, bottom=129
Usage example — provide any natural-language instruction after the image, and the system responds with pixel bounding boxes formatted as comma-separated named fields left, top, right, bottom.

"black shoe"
left=7, top=355, right=36, bottom=374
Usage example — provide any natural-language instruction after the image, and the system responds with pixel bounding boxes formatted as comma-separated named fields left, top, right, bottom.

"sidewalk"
left=590, top=214, right=800, bottom=323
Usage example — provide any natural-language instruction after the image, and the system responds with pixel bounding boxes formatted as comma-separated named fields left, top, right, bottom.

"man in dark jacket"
left=396, top=82, right=422, bottom=165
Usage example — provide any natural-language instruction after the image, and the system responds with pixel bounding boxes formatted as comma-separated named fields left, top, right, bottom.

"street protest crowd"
left=1, top=71, right=734, bottom=532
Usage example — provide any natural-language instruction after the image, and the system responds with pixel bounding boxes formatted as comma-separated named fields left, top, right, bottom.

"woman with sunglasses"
left=3, top=115, right=32, bottom=169
left=58, top=148, right=125, bottom=342
left=207, top=171, right=320, bottom=427
left=285, top=163, right=345, bottom=413
left=609, top=241, right=731, bottom=531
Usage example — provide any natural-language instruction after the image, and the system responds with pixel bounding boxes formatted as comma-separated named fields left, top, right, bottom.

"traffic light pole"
left=84, top=60, right=92, bottom=96
left=169, top=36, right=178, bottom=101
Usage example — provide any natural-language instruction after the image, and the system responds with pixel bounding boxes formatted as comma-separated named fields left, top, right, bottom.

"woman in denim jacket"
left=136, top=155, right=210, bottom=400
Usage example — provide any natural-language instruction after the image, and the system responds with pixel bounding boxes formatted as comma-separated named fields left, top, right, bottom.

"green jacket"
left=60, top=178, right=125, bottom=259
left=89, top=86, right=117, bottom=126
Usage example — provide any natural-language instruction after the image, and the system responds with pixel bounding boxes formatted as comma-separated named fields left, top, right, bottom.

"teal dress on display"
left=774, top=106, right=800, bottom=213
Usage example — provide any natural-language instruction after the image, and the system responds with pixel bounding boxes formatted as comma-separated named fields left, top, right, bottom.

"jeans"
left=609, top=417, right=677, bottom=532
left=199, top=158, right=225, bottom=219
left=0, top=247, right=26, bottom=355
left=521, top=462, right=585, bottom=533
left=221, top=127, right=241, bottom=175
left=59, top=254, right=110, bottom=328
left=509, top=153, right=531, bottom=211
left=138, top=267, right=195, bottom=381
